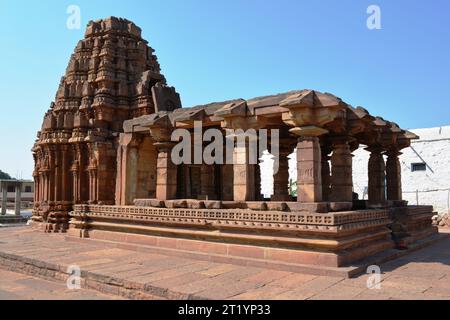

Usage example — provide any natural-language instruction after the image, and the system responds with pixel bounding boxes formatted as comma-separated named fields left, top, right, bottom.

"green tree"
left=0, top=170, right=12, bottom=180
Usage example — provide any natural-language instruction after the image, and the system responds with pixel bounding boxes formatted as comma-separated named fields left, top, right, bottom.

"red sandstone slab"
left=269, top=273, right=318, bottom=289
left=227, top=245, right=266, bottom=260
left=229, top=285, right=291, bottom=300
left=148, top=272, right=210, bottom=289
left=197, top=264, right=239, bottom=277
left=239, top=269, right=292, bottom=286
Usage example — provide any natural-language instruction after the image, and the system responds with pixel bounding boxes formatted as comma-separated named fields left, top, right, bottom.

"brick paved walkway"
left=0, top=227, right=449, bottom=300
left=0, top=269, right=120, bottom=300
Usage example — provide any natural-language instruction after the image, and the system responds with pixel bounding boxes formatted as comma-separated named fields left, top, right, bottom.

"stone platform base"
left=66, top=228, right=447, bottom=278
left=68, top=205, right=399, bottom=269
left=390, top=205, right=439, bottom=249
left=67, top=204, right=439, bottom=275
left=0, top=227, right=448, bottom=299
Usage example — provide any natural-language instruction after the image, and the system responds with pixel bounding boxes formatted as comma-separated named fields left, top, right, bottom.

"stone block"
left=186, top=200, right=205, bottom=209
left=328, top=202, right=353, bottom=212
left=286, top=202, right=328, bottom=213
left=134, top=199, right=164, bottom=208
left=266, top=202, right=288, bottom=212
left=204, top=201, right=222, bottom=209
left=246, top=202, right=268, bottom=211
left=164, top=200, right=187, bottom=209
left=222, top=201, right=247, bottom=209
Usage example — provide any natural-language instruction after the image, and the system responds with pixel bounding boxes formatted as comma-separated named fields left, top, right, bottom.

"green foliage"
left=0, top=170, right=12, bottom=180
left=289, top=179, right=297, bottom=197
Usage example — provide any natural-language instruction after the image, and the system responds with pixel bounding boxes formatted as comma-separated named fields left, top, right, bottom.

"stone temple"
left=32, top=17, right=438, bottom=272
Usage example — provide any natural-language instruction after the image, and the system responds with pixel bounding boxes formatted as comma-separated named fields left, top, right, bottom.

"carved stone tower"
left=32, top=17, right=178, bottom=232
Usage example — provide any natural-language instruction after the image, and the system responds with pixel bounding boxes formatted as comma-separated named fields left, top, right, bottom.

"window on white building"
left=411, top=163, right=426, bottom=172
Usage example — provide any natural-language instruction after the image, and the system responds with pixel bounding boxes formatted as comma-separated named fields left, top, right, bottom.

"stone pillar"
left=367, top=147, right=386, bottom=206
left=53, top=148, right=61, bottom=202
left=330, top=139, right=353, bottom=202
left=33, top=171, right=40, bottom=204
left=60, top=145, right=69, bottom=202
left=321, top=146, right=331, bottom=202
left=126, top=146, right=139, bottom=203
left=296, top=136, right=322, bottom=203
left=386, top=149, right=402, bottom=201
left=88, top=168, right=98, bottom=204
left=71, top=146, right=80, bottom=204
left=43, top=172, right=50, bottom=202
left=232, top=137, right=256, bottom=202
left=271, top=148, right=291, bottom=201
left=116, top=133, right=151, bottom=205
left=71, top=166, right=79, bottom=203
left=1, top=182, right=7, bottom=215
left=15, top=182, right=22, bottom=216
left=40, top=173, right=46, bottom=202
left=200, top=165, right=216, bottom=200
left=254, top=163, right=263, bottom=201
left=47, top=147, right=55, bottom=202
left=155, top=143, right=177, bottom=200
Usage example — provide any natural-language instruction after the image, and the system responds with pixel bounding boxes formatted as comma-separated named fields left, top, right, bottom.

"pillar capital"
left=385, top=148, right=402, bottom=157
left=329, top=134, right=352, bottom=146
left=153, top=141, right=176, bottom=152
left=365, top=145, right=385, bottom=154
left=289, top=125, right=329, bottom=139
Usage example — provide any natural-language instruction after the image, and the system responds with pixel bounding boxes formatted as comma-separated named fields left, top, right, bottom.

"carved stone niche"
left=152, top=83, right=182, bottom=113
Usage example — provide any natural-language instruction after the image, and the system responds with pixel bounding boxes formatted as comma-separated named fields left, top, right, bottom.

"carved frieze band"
left=72, top=205, right=389, bottom=227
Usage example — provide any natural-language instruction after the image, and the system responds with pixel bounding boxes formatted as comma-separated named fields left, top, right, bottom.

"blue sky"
left=0, top=0, right=449, bottom=179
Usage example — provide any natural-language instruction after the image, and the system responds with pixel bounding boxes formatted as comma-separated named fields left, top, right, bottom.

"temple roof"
left=124, top=89, right=416, bottom=149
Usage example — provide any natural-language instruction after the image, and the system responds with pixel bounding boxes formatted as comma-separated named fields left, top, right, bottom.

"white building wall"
left=260, top=126, right=450, bottom=216
left=397, top=126, right=450, bottom=215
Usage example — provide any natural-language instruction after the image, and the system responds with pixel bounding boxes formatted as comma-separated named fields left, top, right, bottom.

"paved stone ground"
left=0, top=226, right=449, bottom=300
left=0, top=269, right=120, bottom=300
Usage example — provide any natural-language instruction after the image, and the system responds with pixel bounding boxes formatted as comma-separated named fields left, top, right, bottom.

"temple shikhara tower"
left=32, top=17, right=438, bottom=272
left=32, top=17, right=178, bottom=231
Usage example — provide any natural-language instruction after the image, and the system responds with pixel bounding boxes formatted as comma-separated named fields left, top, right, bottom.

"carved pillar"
left=41, top=173, right=46, bottom=202
left=232, top=138, right=256, bottom=202
left=386, top=149, right=402, bottom=201
left=71, top=145, right=81, bottom=204
left=155, top=142, right=177, bottom=200
left=33, top=170, right=39, bottom=204
left=1, top=182, right=6, bottom=215
left=271, top=148, right=291, bottom=201
left=125, top=146, right=138, bottom=203
left=47, top=147, right=55, bottom=202
left=295, top=136, right=323, bottom=203
left=321, top=146, right=332, bottom=202
left=87, top=144, right=99, bottom=204
left=367, top=146, right=386, bottom=206
left=53, top=147, right=61, bottom=202
left=330, top=138, right=353, bottom=202
left=254, top=164, right=263, bottom=201
left=14, top=182, right=22, bottom=216
left=88, top=168, right=98, bottom=204
left=41, top=172, right=47, bottom=202
left=60, top=145, right=68, bottom=202
left=116, top=134, right=141, bottom=205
